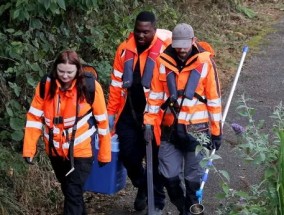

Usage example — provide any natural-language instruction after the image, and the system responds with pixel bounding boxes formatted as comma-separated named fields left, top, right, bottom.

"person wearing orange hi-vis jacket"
left=23, top=50, right=111, bottom=215
left=107, top=11, right=171, bottom=214
left=144, top=23, right=222, bottom=215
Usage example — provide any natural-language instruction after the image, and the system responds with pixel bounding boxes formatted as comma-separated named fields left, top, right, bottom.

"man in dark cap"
left=144, top=23, right=222, bottom=214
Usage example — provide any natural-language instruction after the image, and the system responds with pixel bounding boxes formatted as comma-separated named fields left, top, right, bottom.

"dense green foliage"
left=0, top=0, right=256, bottom=145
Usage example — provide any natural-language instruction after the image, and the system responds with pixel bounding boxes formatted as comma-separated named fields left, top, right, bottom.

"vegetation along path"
left=204, top=15, right=284, bottom=215
left=85, top=15, right=284, bottom=215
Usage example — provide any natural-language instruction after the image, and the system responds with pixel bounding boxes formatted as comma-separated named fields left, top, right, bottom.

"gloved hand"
left=144, top=124, right=153, bottom=143
left=24, top=157, right=34, bottom=165
left=211, top=135, right=222, bottom=150
left=108, top=115, right=115, bottom=131
left=98, top=161, right=109, bottom=168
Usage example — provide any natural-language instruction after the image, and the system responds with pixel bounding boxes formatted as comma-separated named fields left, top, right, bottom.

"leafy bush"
left=216, top=96, right=284, bottom=215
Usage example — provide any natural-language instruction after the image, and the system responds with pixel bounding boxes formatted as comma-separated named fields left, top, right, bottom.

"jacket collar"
left=56, top=79, right=77, bottom=92
left=125, top=33, right=159, bottom=55
left=159, top=45, right=200, bottom=72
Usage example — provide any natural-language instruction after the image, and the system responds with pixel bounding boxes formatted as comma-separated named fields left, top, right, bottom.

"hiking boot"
left=134, top=187, right=147, bottom=211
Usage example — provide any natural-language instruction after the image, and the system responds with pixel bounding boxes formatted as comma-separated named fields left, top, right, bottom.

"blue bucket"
left=84, top=134, right=127, bottom=194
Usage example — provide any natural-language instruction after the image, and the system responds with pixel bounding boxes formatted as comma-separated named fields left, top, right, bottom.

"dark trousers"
left=116, top=115, right=165, bottom=209
left=49, top=156, right=93, bottom=215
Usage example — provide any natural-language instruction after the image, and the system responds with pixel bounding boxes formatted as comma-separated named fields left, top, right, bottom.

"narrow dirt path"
left=85, top=16, right=284, bottom=215
left=203, top=16, right=284, bottom=214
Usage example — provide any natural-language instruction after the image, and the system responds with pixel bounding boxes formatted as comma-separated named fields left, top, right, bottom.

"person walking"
left=144, top=23, right=222, bottom=215
left=23, top=50, right=111, bottom=215
left=107, top=11, right=171, bottom=214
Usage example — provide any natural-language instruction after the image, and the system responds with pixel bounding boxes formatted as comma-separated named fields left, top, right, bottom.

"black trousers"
left=49, top=156, right=93, bottom=215
left=116, top=114, right=165, bottom=209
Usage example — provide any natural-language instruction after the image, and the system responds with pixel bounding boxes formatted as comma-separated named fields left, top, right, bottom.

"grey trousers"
left=158, top=140, right=204, bottom=182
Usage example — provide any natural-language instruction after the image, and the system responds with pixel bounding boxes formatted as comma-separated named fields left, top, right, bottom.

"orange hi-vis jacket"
left=23, top=78, right=111, bottom=163
left=144, top=45, right=222, bottom=145
left=107, top=29, right=172, bottom=126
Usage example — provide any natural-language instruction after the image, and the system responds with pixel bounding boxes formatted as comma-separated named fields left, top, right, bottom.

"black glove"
left=98, top=161, right=109, bottom=168
left=211, top=135, right=222, bottom=150
left=144, top=124, right=153, bottom=143
left=24, top=157, right=34, bottom=165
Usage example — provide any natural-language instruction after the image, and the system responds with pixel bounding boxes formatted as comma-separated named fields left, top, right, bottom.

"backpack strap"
left=82, top=72, right=96, bottom=106
left=66, top=97, right=79, bottom=176
left=196, top=41, right=215, bottom=57
left=81, top=65, right=98, bottom=106
left=39, top=74, right=49, bottom=99
left=196, top=41, right=220, bottom=97
left=82, top=64, right=99, bottom=80
left=177, top=90, right=207, bottom=104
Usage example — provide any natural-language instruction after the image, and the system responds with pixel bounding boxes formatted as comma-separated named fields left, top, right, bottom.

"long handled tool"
left=146, top=140, right=155, bottom=214
left=190, top=46, right=249, bottom=215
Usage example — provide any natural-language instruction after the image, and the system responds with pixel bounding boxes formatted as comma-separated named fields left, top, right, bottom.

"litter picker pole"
left=190, top=46, right=249, bottom=215
left=146, top=140, right=155, bottom=214
left=221, top=46, right=249, bottom=128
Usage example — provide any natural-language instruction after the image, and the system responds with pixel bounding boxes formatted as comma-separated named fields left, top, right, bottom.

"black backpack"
left=39, top=64, right=98, bottom=105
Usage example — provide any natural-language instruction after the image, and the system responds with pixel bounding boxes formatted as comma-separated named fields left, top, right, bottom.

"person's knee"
left=184, top=170, right=203, bottom=182
left=163, top=175, right=180, bottom=186
left=184, top=162, right=204, bottom=182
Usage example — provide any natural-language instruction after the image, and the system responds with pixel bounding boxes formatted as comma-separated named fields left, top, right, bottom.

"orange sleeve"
left=107, top=42, right=126, bottom=115
left=23, top=84, right=44, bottom=158
left=93, top=80, right=111, bottom=162
left=205, top=58, right=222, bottom=136
left=144, top=62, right=165, bottom=125
left=144, top=62, right=166, bottom=145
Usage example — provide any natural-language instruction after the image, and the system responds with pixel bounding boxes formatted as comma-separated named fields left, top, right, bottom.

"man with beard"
left=107, top=11, right=171, bottom=214
left=144, top=23, right=222, bottom=214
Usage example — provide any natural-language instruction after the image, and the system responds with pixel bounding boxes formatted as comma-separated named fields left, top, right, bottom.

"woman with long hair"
left=23, top=50, right=111, bottom=214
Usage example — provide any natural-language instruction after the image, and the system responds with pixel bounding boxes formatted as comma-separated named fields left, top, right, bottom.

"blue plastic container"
left=84, top=134, right=127, bottom=194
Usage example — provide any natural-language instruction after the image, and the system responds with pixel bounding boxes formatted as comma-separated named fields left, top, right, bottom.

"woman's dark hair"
left=48, top=50, right=85, bottom=101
